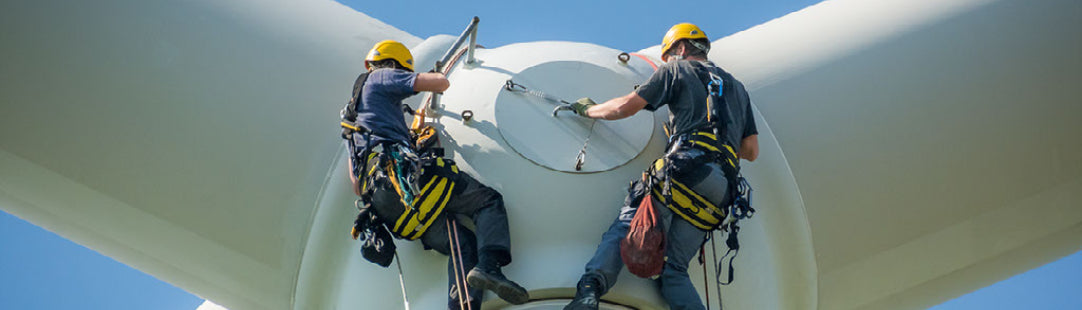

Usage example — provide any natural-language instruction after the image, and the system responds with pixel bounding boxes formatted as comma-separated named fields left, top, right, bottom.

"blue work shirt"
left=355, top=68, right=418, bottom=145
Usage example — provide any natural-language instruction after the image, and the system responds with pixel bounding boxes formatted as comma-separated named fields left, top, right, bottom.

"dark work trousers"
left=361, top=144, right=513, bottom=309
left=417, top=172, right=512, bottom=310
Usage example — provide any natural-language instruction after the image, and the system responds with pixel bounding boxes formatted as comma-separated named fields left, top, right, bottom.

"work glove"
left=571, top=97, right=596, bottom=117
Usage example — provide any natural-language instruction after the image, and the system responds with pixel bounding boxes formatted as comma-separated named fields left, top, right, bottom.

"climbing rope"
left=630, top=52, right=659, bottom=71
left=447, top=218, right=472, bottom=310
left=710, top=230, right=723, bottom=310
left=701, top=245, right=711, bottom=310
left=394, top=252, right=411, bottom=310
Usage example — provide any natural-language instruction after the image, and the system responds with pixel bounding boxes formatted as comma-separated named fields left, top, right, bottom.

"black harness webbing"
left=717, top=177, right=754, bottom=286
left=651, top=131, right=739, bottom=231
left=341, top=72, right=370, bottom=137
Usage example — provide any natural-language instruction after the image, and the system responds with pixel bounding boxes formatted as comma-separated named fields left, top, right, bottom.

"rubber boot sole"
left=563, top=297, right=600, bottom=310
left=466, top=269, right=530, bottom=305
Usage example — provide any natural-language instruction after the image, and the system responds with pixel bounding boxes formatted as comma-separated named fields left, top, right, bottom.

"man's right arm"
left=736, top=80, right=759, bottom=162
left=413, top=72, right=449, bottom=93
left=739, top=135, right=759, bottom=162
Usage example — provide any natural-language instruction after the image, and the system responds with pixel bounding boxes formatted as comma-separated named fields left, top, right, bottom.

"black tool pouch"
left=355, top=203, right=396, bottom=267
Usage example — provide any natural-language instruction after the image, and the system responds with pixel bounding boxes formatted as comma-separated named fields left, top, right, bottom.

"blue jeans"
left=578, top=158, right=730, bottom=310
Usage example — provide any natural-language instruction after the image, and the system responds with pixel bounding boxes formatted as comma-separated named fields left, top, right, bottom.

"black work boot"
left=466, top=266, right=530, bottom=305
left=563, top=278, right=602, bottom=310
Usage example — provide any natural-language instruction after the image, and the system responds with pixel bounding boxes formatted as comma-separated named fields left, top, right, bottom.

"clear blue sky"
left=3, top=1, right=1081, bottom=309
left=0, top=211, right=203, bottom=309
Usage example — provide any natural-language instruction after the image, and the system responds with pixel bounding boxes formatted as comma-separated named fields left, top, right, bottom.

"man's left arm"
left=738, top=86, right=759, bottom=162
left=584, top=92, right=649, bottom=120
left=577, top=64, right=670, bottom=120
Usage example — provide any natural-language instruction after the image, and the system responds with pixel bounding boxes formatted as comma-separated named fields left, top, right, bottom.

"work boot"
left=563, top=278, right=601, bottom=310
left=466, top=266, right=530, bottom=305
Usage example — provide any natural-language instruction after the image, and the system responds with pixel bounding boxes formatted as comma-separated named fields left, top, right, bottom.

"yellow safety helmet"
left=365, top=40, right=414, bottom=71
left=661, top=23, right=709, bottom=59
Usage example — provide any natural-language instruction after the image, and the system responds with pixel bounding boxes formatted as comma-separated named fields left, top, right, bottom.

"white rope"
left=394, top=252, right=411, bottom=310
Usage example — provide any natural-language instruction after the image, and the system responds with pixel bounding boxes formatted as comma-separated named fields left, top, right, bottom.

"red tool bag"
left=621, top=193, right=666, bottom=278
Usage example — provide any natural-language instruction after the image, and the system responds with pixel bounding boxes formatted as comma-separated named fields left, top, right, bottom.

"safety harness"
left=649, top=131, right=740, bottom=231
left=646, top=61, right=756, bottom=290
left=648, top=77, right=751, bottom=231
left=341, top=72, right=463, bottom=241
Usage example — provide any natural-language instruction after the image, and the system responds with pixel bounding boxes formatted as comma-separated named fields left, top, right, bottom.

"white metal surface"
left=713, top=0, right=1082, bottom=308
left=0, top=0, right=418, bottom=309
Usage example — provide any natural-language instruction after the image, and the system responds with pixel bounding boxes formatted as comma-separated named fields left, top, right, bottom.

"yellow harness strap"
left=652, top=130, right=737, bottom=230
left=360, top=152, right=379, bottom=193
left=653, top=178, right=727, bottom=230
left=386, top=158, right=460, bottom=240
left=688, top=131, right=737, bottom=168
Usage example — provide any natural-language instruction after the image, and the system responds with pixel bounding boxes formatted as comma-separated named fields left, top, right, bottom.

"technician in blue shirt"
left=346, top=40, right=529, bottom=309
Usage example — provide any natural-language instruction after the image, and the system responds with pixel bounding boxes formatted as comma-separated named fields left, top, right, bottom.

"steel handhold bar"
left=435, top=16, right=480, bottom=72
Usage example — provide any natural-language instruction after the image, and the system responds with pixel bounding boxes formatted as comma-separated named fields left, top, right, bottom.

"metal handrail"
left=435, top=16, right=479, bottom=72
left=427, top=17, right=479, bottom=112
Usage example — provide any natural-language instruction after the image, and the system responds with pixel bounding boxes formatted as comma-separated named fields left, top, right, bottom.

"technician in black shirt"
left=563, top=23, right=759, bottom=310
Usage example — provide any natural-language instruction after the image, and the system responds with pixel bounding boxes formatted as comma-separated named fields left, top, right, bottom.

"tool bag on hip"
left=352, top=201, right=397, bottom=267
left=621, top=179, right=667, bottom=279
left=361, top=149, right=465, bottom=241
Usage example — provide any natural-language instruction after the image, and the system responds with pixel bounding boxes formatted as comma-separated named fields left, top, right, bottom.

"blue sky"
left=2, top=1, right=1080, bottom=309
left=0, top=211, right=203, bottom=309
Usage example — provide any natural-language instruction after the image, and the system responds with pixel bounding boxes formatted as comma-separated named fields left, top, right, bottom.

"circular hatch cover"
left=495, top=61, right=653, bottom=173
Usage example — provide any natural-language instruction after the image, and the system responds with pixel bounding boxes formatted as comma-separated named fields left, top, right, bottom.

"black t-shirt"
left=635, top=60, right=758, bottom=154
